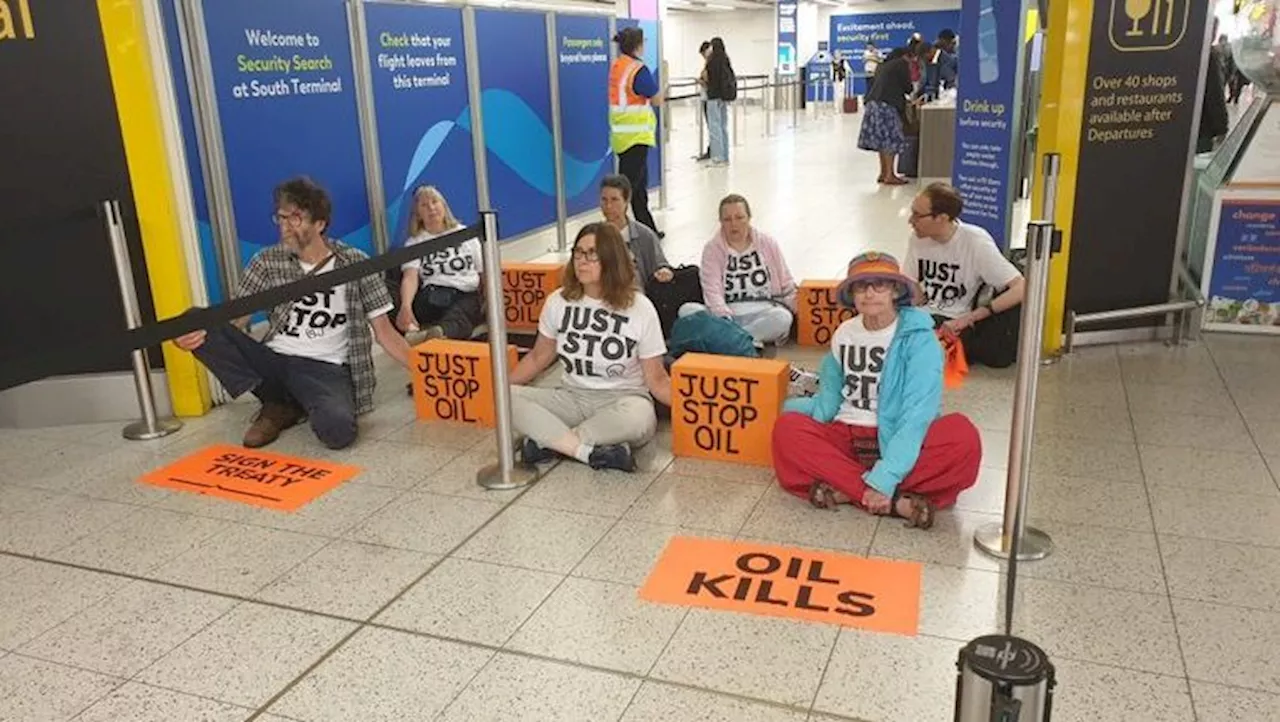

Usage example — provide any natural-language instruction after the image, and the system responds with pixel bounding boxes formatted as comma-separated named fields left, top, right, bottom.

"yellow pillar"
left=1029, top=0, right=1093, bottom=355
left=97, top=0, right=211, bottom=416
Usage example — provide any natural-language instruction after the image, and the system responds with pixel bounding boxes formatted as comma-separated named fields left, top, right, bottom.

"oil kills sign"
left=640, top=536, right=922, bottom=635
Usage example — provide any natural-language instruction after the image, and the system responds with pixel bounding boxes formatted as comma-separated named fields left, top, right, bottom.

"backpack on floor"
left=646, top=265, right=703, bottom=338
left=668, top=310, right=760, bottom=360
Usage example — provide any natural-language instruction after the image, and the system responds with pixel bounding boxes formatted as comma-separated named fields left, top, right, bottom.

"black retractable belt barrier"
left=0, top=221, right=485, bottom=391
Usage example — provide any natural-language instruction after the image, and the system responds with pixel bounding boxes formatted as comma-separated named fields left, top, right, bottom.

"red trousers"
left=772, top=412, right=981, bottom=510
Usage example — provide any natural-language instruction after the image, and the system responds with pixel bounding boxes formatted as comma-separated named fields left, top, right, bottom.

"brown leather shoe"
left=242, top=402, right=304, bottom=448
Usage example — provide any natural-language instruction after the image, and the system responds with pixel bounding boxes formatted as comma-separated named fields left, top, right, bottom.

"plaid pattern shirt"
left=239, top=240, right=392, bottom=415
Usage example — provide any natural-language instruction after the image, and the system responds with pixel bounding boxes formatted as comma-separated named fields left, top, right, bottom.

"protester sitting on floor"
left=678, top=194, right=797, bottom=345
left=395, top=186, right=483, bottom=341
left=771, top=251, right=981, bottom=529
left=174, top=177, right=411, bottom=450
left=599, top=174, right=673, bottom=287
left=509, top=222, right=672, bottom=472
left=904, top=183, right=1026, bottom=368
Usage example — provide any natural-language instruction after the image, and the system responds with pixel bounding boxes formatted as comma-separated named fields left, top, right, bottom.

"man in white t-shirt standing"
left=903, top=183, right=1025, bottom=368
left=174, top=177, right=413, bottom=449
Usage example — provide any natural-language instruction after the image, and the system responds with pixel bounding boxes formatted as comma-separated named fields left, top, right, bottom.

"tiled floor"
left=3, top=107, right=1280, bottom=721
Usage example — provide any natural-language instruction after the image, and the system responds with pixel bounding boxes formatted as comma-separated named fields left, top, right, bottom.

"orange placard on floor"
left=139, top=445, right=360, bottom=512
left=413, top=339, right=519, bottom=427
left=670, top=353, right=789, bottom=467
left=502, top=262, right=564, bottom=332
left=640, top=536, right=922, bottom=635
left=797, top=280, right=854, bottom=347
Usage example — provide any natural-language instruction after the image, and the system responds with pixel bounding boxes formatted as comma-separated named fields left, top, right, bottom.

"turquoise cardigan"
left=782, top=307, right=943, bottom=497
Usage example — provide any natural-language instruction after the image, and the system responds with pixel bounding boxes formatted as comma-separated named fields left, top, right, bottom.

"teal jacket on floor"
left=783, top=306, right=943, bottom=497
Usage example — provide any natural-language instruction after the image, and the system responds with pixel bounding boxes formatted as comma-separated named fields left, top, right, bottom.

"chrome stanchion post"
left=103, top=201, right=183, bottom=441
left=1040, top=153, right=1061, bottom=221
left=475, top=212, right=538, bottom=491
left=696, top=93, right=706, bottom=158
left=733, top=97, right=741, bottom=147
left=546, top=13, right=568, bottom=254
left=792, top=79, right=798, bottom=128
left=974, top=220, right=1056, bottom=562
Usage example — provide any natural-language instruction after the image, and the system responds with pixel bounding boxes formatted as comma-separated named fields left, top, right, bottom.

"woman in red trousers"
left=771, top=252, right=981, bottom=529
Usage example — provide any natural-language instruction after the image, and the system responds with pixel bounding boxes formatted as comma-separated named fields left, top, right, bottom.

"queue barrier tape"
left=0, top=221, right=485, bottom=391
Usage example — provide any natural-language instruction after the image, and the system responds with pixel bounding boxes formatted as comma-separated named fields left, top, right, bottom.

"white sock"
left=573, top=444, right=594, bottom=464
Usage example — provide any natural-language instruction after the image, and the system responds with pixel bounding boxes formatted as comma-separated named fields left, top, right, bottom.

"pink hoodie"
left=698, top=227, right=798, bottom=317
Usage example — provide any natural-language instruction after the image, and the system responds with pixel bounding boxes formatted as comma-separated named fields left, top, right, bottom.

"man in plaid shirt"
left=175, top=177, right=412, bottom=449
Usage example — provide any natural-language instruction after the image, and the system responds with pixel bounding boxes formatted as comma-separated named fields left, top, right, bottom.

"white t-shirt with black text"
left=903, top=221, right=1021, bottom=319
left=723, top=245, right=773, bottom=303
left=268, top=257, right=394, bottom=365
left=537, top=289, right=667, bottom=392
left=832, top=316, right=897, bottom=427
left=403, top=225, right=483, bottom=293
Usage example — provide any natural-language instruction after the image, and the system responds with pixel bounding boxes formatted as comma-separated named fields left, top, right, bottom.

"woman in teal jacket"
left=772, top=252, right=981, bottom=529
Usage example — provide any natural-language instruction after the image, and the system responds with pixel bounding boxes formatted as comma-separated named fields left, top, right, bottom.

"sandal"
left=892, top=491, right=936, bottom=530
left=809, top=482, right=839, bottom=511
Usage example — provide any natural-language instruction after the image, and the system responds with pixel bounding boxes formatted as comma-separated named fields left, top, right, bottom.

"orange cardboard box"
left=670, top=353, right=789, bottom=467
left=796, top=280, right=854, bottom=347
left=502, top=262, right=564, bottom=332
left=413, top=339, right=518, bottom=427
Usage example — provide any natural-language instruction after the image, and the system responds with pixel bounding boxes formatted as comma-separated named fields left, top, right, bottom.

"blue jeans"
left=194, top=324, right=358, bottom=449
left=707, top=99, right=729, bottom=162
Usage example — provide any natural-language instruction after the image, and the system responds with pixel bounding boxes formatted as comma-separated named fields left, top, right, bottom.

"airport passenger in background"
left=599, top=174, right=673, bottom=287
left=703, top=36, right=736, bottom=166
left=772, top=252, right=981, bottom=529
left=610, top=26, right=665, bottom=237
left=858, top=42, right=929, bottom=185
left=173, top=177, right=411, bottom=449
left=395, top=186, right=484, bottom=342
left=679, top=194, right=796, bottom=345
left=904, top=183, right=1025, bottom=368
left=697, top=40, right=713, bottom=161
left=509, top=223, right=671, bottom=472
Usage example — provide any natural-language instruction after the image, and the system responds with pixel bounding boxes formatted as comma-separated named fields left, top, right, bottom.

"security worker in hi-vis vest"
left=609, top=27, right=666, bottom=238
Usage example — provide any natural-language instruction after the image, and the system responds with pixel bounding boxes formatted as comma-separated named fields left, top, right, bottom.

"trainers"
left=520, top=437, right=557, bottom=466
left=788, top=364, right=819, bottom=398
left=243, top=401, right=304, bottom=448
left=588, top=443, right=636, bottom=472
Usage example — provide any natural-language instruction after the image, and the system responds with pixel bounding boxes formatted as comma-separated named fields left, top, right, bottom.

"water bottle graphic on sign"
left=977, top=0, right=1000, bottom=84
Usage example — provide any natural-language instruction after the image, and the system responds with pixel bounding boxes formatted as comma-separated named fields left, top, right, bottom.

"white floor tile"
left=455, top=505, right=614, bottom=573
left=343, top=491, right=503, bottom=554
left=0, top=654, right=123, bottom=722
left=622, top=682, right=808, bottom=722
left=1175, top=598, right=1280, bottom=693
left=813, top=630, right=958, bottom=722
left=270, top=627, right=492, bottom=722
left=437, top=653, right=640, bottom=722
left=254, top=540, right=439, bottom=619
left=75, top=682, right=251, bottom=722
left=1051, top=658, right=1194, bottom=722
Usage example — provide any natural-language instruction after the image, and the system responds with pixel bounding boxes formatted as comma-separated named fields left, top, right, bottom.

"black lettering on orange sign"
left=418, top=351, right=482, bottom=423
left=682, top=551, right=878, bottom=617
left=676, top=373, right=761, bottom=455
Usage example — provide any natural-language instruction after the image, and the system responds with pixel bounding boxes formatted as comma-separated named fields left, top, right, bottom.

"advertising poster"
left=1204, top=196, right=1280, bottom=333
left=1065, top=0, right=1208, bottom=322
left=617, top=16, right=662, bottom=192
left=471, top=9, right=556, bottom=238
left=777, top=1, right=798, bottom=75
left=952, top=0, right=1026, bottom=249
left=159, top=0, right=225, bottom=303
left=201, top=0, right=373, bottom=262
left=363, top=2, right=477, bottom=247
left=555, top=14, right=614, bottom=217
left=829, top=10, right=962, bottom=64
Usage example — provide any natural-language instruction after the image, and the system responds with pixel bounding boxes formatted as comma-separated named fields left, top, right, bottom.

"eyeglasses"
left=271, top=211, right=304, bottom=226
left=572, top=247, right=600, bottom=262
left=908, top=209, right=938, bottom=221
left=852, top=280, right=895, bottom=294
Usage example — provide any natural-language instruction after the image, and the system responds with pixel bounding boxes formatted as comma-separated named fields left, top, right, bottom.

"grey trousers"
left=511, top=385, right=657, bottom=449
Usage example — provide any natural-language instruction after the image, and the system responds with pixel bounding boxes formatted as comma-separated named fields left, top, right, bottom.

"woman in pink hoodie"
left=678, top=194, right=797, bottom=344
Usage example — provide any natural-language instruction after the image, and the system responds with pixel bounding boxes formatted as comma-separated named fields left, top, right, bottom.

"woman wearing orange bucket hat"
left=771, top=252, right=981, bottom=528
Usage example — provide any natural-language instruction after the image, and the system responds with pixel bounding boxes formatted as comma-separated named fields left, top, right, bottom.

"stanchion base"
left=122, top=418, right=183, bottom=441
left=973, top=523, right=1054, bottom=561
left=476, top=462, right=540, bottom=491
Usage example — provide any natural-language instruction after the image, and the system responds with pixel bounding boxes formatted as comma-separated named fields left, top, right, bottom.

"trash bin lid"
left=960, top=635, right=1053, bottom=686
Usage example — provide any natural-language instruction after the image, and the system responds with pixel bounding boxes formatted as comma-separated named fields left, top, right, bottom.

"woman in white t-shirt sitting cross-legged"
left=509, top=223, right=672, bottom=472
left=771, top=252, right=981, bottom=529
left=395, top=186, right=485, bottom=342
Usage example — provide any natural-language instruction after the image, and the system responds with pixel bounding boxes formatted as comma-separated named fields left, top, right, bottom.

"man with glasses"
left=174, top=177, right=412, bottom=449
left=904, top=182, right=1025, bottom=368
